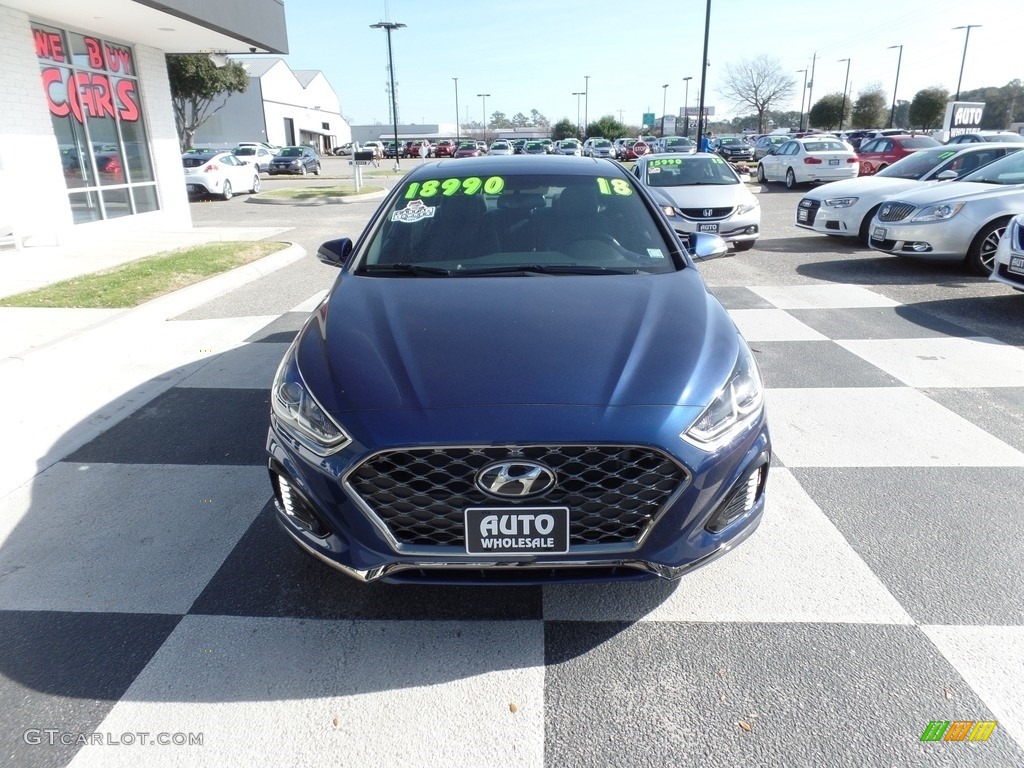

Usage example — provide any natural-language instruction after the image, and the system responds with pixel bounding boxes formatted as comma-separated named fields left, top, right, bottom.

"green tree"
left=851, top=87, right=888, bottom=128
left=166, top=54, right=249, bottom=152
left=551, top=118, right=578, bottom=141
left=720, top=54, right=796, bottom=133
left=808, top=93, right=846, bottom=131
left=893, top=100, right=911, bottom=129
left=529, top=109, right=551, bottom=129
left=585, top=114, right=629, bottom=140
left=908, top=87, right=949, bottom=130
left=489, top=111, right=513, bottom=129
left=962, top=80, right=1024, bottom=129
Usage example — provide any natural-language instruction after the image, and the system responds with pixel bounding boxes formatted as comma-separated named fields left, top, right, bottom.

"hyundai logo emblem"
left=475, top=460, right=556, bottom=498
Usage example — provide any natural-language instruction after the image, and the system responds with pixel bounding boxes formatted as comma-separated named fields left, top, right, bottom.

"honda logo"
left=703, top=208, right=713, bottom=217
left=475, top=461, right=556, bottom=498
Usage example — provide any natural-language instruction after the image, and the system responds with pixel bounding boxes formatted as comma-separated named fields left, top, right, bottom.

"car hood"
left=804, top=176, right=937, bottom=200
left=295, top=270, right=739, bottom=415
left=652, top=184, right=753, bottom=208
left=882, top=181, right=1024, bottom=206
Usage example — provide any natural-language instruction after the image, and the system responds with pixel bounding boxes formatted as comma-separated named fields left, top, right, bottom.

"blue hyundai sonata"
left=266, top=155, right=770, bottom=584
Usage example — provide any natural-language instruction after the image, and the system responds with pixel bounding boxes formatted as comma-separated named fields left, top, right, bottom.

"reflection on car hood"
left=654, top=184, right=754, bottom=209
left=296, top=271, right=738, bottom=414
left=804, top=177, right=937, bottom=200
left=882, top=181, right=1024, bottom=206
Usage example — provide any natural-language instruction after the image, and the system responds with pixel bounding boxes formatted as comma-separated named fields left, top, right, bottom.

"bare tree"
left=167, top=54, right=248, bottom=152
left=720, top=55, right=796, bottom=133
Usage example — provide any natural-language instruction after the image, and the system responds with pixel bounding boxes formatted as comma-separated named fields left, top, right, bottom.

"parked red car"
left=453, top=142, right=483, bottom=158
left=856, top=134, right=941, bottom=175
left=433, top=140, right=456, bottom=158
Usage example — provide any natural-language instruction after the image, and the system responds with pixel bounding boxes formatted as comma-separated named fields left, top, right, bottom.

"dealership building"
left=0, top=0, right=288, bottom=248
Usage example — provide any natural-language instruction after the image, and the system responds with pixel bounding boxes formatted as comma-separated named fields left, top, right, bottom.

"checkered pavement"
left=2, top=280, right=1023, bottom=768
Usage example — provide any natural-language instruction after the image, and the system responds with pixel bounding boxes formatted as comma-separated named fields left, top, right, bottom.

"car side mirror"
left=317, top=237, right=353, bottom=268
left=766, top=148, right=776, bottom=156
left=936, top=170, right=959, bottom=180
left=688, top=232, right=729, bottom=261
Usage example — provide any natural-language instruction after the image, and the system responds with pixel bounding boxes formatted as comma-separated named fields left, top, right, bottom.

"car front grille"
left=877, top=202, right=916, bottom=222
left=797, top=198, right=821, bottom=225
left=680, top=207, right=734, bottom=219
left=345, top=445, right=688, bottom=551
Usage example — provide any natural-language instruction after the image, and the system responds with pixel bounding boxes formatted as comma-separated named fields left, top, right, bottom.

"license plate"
left=698, top=223, right=719, bottom=233
left=872, top=226, right=887, bottom=241
left=464, top=507, right=569, bottom=555
left=1010, top=255, right=1024, bottom=275
left=829, top=159, right=840, bottom=165
left=797, top=209, right=809, bottom=222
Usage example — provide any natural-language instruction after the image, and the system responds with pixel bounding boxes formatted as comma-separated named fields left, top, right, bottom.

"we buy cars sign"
left=943, top=101, right=986, bottom=138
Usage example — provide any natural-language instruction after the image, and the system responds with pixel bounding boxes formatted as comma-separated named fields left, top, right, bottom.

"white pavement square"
left=839, top=336, right=1024, bottom=388
left=749, top=284, right=902, bottom=309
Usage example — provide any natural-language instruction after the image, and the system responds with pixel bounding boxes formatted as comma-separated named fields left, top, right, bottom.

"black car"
left=713, top=136, right=754, bottom=162
left=268, top=146, right=321, bottom=175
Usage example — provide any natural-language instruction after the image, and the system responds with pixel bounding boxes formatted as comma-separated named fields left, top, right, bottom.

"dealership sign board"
left=943, top=101, right=985, bottom=138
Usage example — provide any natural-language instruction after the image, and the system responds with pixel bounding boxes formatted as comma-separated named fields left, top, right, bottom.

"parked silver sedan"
left=867, top=148, right=1024, bottom=274
left=632, top=153, right=760, bottom=251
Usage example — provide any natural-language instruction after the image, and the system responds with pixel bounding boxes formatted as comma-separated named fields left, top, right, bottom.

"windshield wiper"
left=455, top=264, right=639, bottom=276
left=362, top=263, right=452, bottom=276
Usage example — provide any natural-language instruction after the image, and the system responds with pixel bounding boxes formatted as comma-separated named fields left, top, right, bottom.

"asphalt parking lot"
left=2, top=162, right=1023, bottom=767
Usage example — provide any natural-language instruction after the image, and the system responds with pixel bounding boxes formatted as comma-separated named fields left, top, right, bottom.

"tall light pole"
left=887, top=45, right=903, bottom=128
left=696, top=0, right=712, bottom=140
left=477, top=93, right=490, bottom=144
left=661, top=84, right=669, bottom=135
left=584, top=75, right=590, bottom=135
left=682, top=76, right=692, bottom=137
left=796, top=69, right=808, bottom=132
left=453, top=77, right=460, bottom=143
left=953, top=25, right=981, bottom=100
left=572, top=91, right=585, bottom=138
left=370, top=20, right=405, bottom=171
left=807, top=52, right=817, bottom=128
left=838, top=57, right=851, bottom=132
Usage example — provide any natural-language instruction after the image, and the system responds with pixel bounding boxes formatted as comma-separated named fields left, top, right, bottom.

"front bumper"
left=991, top=220, right=1024, bottom=291
left=667, top=211, right=760, bottom=246
left=795, top=197, right=862, bottom=236
left=867, top=218, right=977, bottom=260
left=266, top=412, right=770, bottom=585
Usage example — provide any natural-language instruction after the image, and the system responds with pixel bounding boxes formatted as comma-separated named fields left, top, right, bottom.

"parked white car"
left=991, top=213, right=1024, bottom=291
left=756, top=137, right=859, bottom=189
left=795, top=143, right=1024, bottom=243
left=182, top=150, right=261, bottom=200
left=487, top=140, right=514, bottom=156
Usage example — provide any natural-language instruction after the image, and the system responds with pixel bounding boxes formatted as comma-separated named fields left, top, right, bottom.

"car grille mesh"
left=877, top=202, right=916, bottom=222
left=680, top=207, right=734, bottom=219
left=346, top=446, right=687, bottom=549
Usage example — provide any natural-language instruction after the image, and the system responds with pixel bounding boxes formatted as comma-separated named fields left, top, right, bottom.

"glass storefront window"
left=33, top=22, right=158, bottom=221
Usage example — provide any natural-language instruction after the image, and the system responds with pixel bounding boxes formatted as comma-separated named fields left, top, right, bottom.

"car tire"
left=733, top=241, right=755, bottom=252
left=299, top=164, right=307, bottom=176
left=221, top=181, right=233, bottom=201
left=314, top=164, right=321, bottom=175
left=756, top=164, right=767, bottom=183
left=251, top=175, right=260, bottom=194
left=785, top=168, right=797, bottom=190
left=966, top=218, right=1008, bottom=276
left=858, top=205, right=881, bottom=245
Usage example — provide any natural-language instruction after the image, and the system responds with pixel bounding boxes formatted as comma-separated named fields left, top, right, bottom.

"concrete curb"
left=248, top=190, right=388, bottom=206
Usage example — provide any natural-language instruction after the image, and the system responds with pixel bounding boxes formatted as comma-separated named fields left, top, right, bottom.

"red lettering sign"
left=84, top=36, right=104, bottom=69
left=105, top=45, right=132, bottom=74
left=34, top=29, right=66, bottom=63
left=39, top=67, right=141, bottom=123
left=115, top=80, right=140, bottom=122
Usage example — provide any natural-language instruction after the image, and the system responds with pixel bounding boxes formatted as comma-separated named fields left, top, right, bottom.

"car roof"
left=409, top=154, right=624, bottom=179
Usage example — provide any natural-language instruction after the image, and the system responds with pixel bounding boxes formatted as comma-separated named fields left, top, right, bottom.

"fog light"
left=706, top=460, right=768, bottom=534
left=270, top=466, right=332, bottom=538
left=908, top=242, right=932, bottom=253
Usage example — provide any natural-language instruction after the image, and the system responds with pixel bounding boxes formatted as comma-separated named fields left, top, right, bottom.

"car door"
left=858, top=139, right=881, bottom=175
left=765, top=141, right=793, bottom=181
left=226, top=155, right=252, bottom=189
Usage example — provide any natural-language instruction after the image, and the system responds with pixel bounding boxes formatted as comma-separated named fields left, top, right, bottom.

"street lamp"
left=682, top=76, right=692, bottom=137
left=696, top=0, right=712, bottom=141
left=887, top=45, right=902, bottom=128
left=569, top=92, right=585, bottom=139
left=838, top=57, right=851, bottom=132
left=453, top=77, right=460, bottom=143
left=661, top=83, right=669, bottom=136
left=584, top=75, right=590, bottom=135
left=795, top=69, right=808, bottom=132
left=477, top=93, right=490, bottom=144
left=369, top=20, right=406, bottom=170
left=953, top=25, right=981, bottom=100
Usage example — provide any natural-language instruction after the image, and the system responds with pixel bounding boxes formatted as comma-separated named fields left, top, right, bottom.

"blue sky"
left=279, top=0, right=1023, bottom=128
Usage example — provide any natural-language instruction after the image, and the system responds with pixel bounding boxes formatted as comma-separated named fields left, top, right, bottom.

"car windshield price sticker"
left=405, top=176, right=505, bottom=198
left=464, top=507, right=570, bottom=555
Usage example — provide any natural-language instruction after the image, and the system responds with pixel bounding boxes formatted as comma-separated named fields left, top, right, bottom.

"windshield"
left=900, top=137, right=941, bottom=149
left=359, top=172, right=678, bottom=275
left=645, top=156, right=738, bottom=186
left=876, top=148, right=956, bottom=179
left=803, top=140, right=848, bottom=152
left=279, top=147, right=303, bottom=157
left=959, top=148, right=1024, bottom=184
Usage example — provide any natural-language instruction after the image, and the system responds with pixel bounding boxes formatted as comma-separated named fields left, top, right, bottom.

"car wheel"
left=858, top=205, right=881, bottom=245
left=756, top=164, right=767, bottom=183
left=733, top=241, right=755, bottom=252
left=314, top=164, right=321, bottom=176
left=785, top=168, right=797, bottom=190
left=221, top=180, right=233, bottom=200
left=966, top=219, right=1008, bottom=276
left=251, top=175, right=261, bottom=194
left=300, top=165, right=307, bottom=176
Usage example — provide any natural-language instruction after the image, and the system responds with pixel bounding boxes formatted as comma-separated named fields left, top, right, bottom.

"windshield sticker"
left=595, top=178, right=633, bottom=195
left=648, top=166, right=662, bottom=174
left=391, top=199, right=437, bottom=223
left=650, top=158, right=682, bottom=167
left=938, top=151, right=956, bottom=159
left=711, top=157, right=725, bottom=164
left=404, top=176, right=505, bottom=199
left=646, top=248, right=666, bottom=260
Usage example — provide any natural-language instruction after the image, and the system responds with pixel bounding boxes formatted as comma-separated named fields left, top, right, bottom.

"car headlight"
left=271, top=345, right=351, bottom=456
left=682, top=341, right=764, bottom=448
left=824, top=197, right=858, bottom=208
left=912, top=202, right=964, bottom=222
left=737, top=200, right=760, bottom=215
